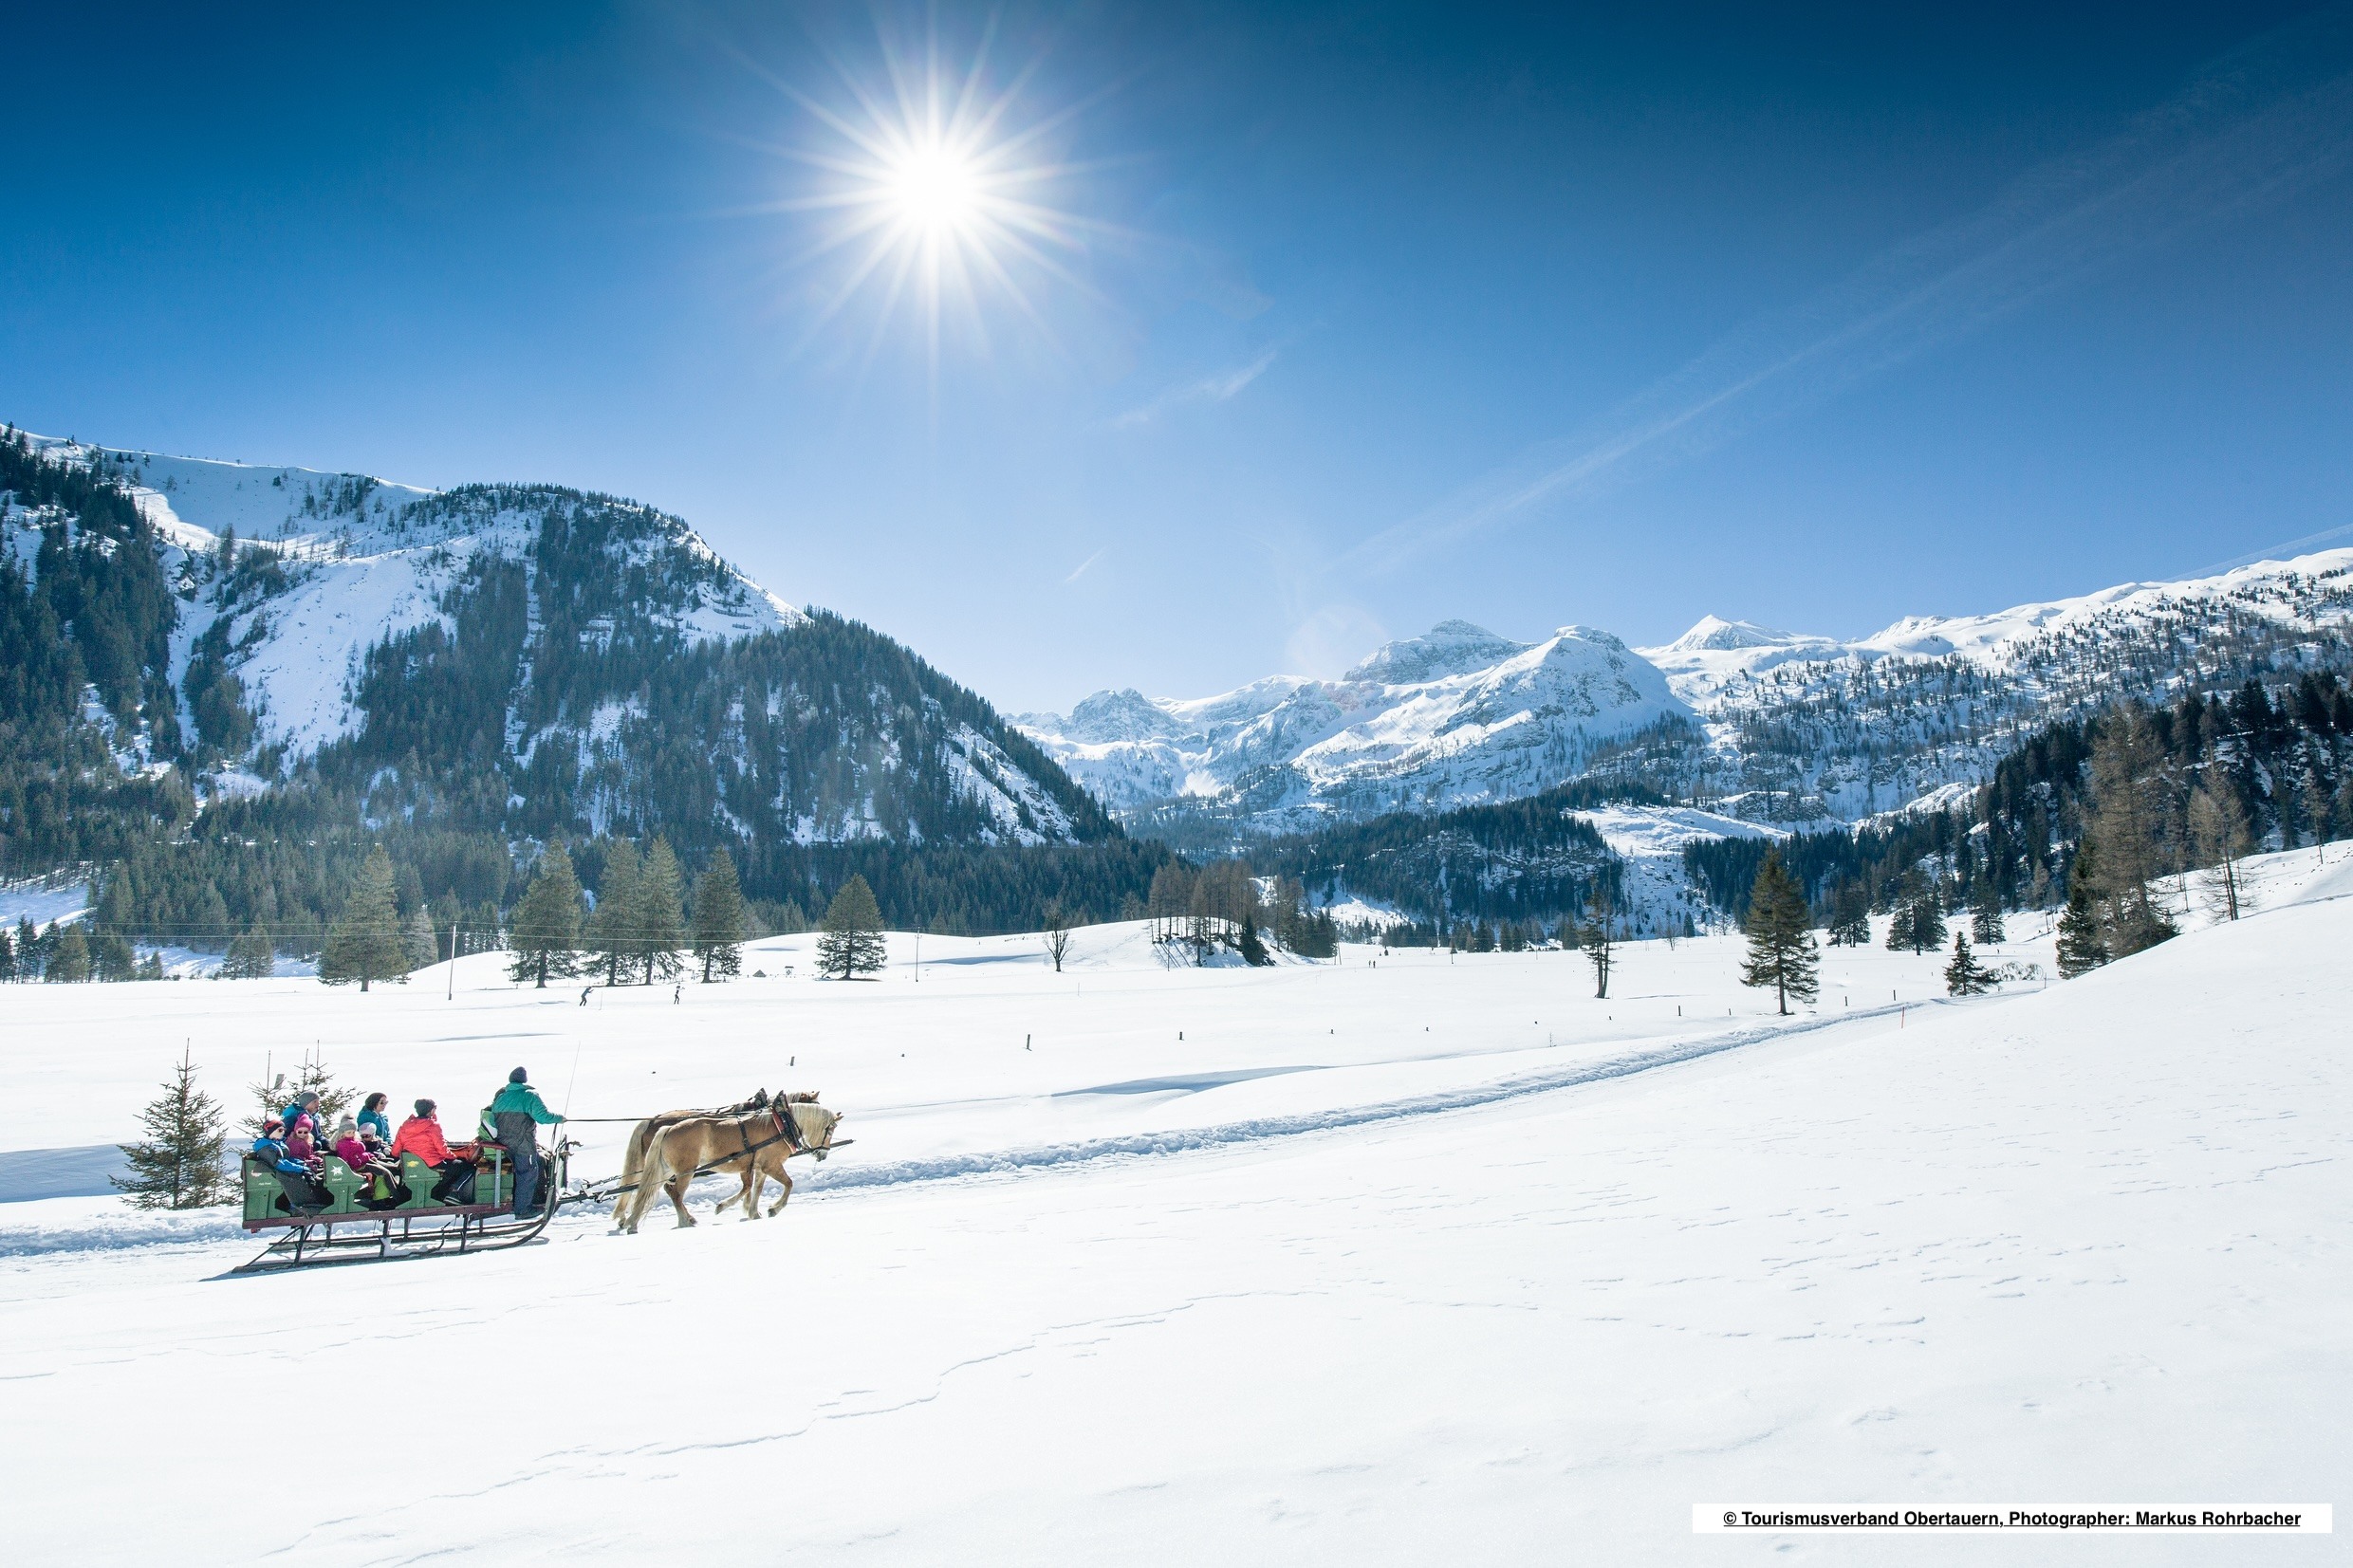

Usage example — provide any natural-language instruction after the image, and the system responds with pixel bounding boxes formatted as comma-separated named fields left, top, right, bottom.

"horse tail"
left=614, top=1117, right=653, bottom=1220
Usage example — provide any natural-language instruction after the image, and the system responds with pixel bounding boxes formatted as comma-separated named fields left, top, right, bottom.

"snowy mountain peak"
left=1019, top=620, right=1691, bottom=831
left=1343, top=619, right=1528, bottom=685
left=1661, top=615, right=1822, bottom=654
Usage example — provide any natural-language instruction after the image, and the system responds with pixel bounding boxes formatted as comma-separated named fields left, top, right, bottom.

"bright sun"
left=774, top=36, right=1097, bottom=356
left=882, top=143, right=984, bottom=234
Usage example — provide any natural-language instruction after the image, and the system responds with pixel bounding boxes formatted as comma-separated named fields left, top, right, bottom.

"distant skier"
left=580, top=986, right=592, bottom=1007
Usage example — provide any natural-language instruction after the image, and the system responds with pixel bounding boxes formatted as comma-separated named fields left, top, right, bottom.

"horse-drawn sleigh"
left=233, top=1090, right=846, bottom=1272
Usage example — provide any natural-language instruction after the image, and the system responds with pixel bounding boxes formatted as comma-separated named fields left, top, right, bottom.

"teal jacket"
left=489, top=1081, right=564, bottom=1125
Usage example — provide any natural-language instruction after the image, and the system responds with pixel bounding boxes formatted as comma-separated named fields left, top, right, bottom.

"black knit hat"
left=510, top=1066, right=528, bottom=1083
left=415, top=1098, right=435, bottom=1116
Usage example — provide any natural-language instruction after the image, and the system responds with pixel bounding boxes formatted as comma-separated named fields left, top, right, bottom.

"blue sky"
left=5, top=3, right=2350, bottom=712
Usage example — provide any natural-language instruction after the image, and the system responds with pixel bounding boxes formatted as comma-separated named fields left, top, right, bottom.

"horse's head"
left=793, top=1102, right=844, bottom=1160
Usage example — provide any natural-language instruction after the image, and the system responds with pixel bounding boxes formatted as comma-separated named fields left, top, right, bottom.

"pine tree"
left=637, top=838, right=687, bottom=984
left=509, top=844, right=585, bottom=987
left=2055, top=861, right=2108, bottom=979
left=690, top=847, right=748, bottom=983
left=1738, top=849, right=1818, bottom=1015
left=1906, top=885, right=1946, bottom=955
left=816, top=874, right=887, bottom=980
left=1236, top=909, right=1270, bottom=967
left=0, top=924, right=13, bottom=982
left=112, top=1047, right=229, bottom=1209
left=588, top=839, right=643, bottom=987
left=1944, top=932, right=1993, bottom=996
left=1826, top=881, right=1871, bottom=947
left=220, top=922, right=274, bottom=980
left=320, top=845, right=408, bottom=990
left=1970, top=887, right=2005, bottom=945
left=46, top=926, right=90, bottom=983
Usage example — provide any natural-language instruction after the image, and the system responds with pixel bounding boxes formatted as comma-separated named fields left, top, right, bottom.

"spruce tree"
left=1827, top=881, right=1870, bottom=947
left=0, top=924, right=13, bottom=982
left=509, top=844, right=585, bottom=987
left=1738, top=849, right=1818, bottom=1015
left=588, top=839, right=643, bottom=987
left=1906, top=885, right=1946, bottom=955
left=2055, top=867, right=2109, bottom=979
left=638, top=838, right=687, bottom=984
left=112, top=1047, right=229, bottom=1209
left=690, top=847, right=748, bottom=983
left=320, top=845, right=407, bottom=990
left=1236, top=909, right=1270, bottom=967
left=46, top=926, right=90, bottom=983
left=816, top=874, right=887, bottom=980
left=1970, top=888, right=2005, bottom=945
left=220, top=922, right=274, bottom=980
left=1944, top=932, right=1992, bottom=996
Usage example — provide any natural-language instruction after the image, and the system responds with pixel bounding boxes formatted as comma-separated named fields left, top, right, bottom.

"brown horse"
left=620, top=1098, right=843, bottom=1233
left=610, top=1090, right=772, bottom=1225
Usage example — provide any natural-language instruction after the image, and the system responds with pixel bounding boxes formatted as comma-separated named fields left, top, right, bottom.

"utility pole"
left=447, top=925, right=458, bottom=1001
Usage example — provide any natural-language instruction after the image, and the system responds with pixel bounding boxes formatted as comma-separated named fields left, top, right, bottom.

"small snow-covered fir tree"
left=690, top=848, right=748, bottom=983
left=113, top=1048, right=230, bottom=1209
left=1944, top=932, right=1993, bottom=996
left=321, top=846, right=409, bottom=990
left=816, top=875, right=887, bottom=980
left=1738, top=850, right=1818, bottom=1016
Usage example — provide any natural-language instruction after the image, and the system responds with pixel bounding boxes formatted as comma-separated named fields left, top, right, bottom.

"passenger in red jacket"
left=389, top=1099, right=476, bottom=1204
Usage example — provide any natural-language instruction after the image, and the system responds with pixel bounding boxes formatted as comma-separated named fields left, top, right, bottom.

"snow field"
left=0, top=864, right=2344, bottom=1564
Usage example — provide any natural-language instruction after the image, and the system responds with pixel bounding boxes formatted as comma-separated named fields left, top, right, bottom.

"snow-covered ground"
left=1, top=856, right=2345, bottom=1563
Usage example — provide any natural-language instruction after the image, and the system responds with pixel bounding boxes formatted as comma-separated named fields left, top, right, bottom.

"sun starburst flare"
left=767, top=32, right=1108, bottom=367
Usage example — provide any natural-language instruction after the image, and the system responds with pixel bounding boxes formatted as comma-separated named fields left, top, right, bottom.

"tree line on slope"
left=1682, top=673, right=2353, bottom=961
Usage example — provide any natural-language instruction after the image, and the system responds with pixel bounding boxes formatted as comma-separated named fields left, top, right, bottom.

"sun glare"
left=883, top=143, right=983, bottom=233
left=773, top=32, right=1100, bottom=363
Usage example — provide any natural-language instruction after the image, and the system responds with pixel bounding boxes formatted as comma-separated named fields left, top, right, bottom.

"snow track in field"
left=791, top=1002, right=1908, bottom=1197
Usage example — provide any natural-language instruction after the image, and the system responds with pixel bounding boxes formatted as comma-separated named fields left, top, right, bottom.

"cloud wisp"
left=1063, top=545, right=1109, bottom=583
left=1110, top=347, right=1280, bottom=428
left=1348, top=10, right=2353, bottom=575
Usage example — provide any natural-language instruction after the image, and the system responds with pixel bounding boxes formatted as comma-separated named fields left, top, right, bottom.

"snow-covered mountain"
left=1018, top=551, right=2353, bottom=850
left=1016, top=620, right=1689, bottom=832
left=1638, top=549, right=2353, bottom=824
left=2, top=435, right=1107, bottom=856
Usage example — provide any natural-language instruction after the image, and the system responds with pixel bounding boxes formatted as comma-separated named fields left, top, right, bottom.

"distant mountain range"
left=1019, top=551, right=2353, bottom=847
left=9, top=423, right=2350, bottom=943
